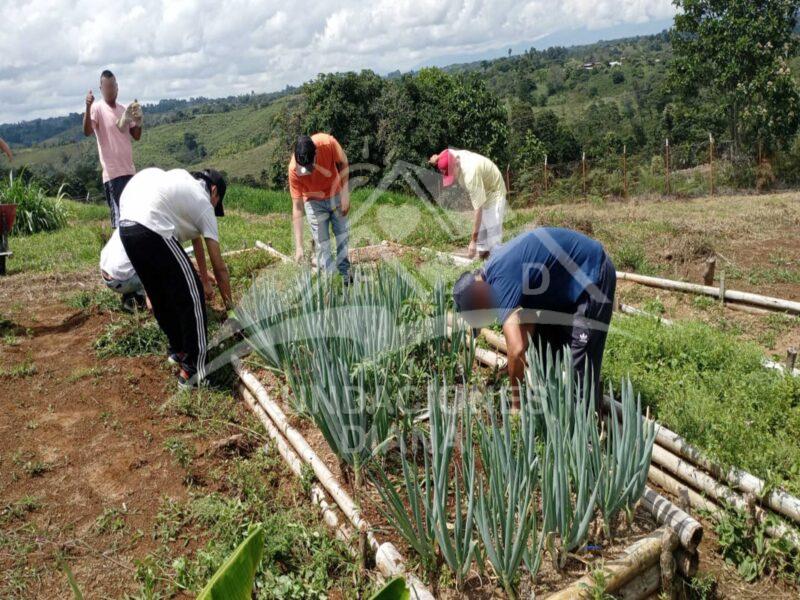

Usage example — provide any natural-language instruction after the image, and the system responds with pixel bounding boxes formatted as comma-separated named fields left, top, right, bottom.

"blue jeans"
left=304, top=195, right=350, bottom=277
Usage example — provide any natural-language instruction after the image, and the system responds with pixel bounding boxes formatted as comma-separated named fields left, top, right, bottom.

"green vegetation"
left=10, top=15, right=799, bottom=201
left=94, top=314, right=168, bottom=358
left=604, top=315, right=800, bottom=493
left=0, top=172, right=68, bottom=235
left=133, top=389, right=366, bottom=598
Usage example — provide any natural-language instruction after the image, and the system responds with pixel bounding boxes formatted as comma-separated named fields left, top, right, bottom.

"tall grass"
left=0, top=172, right=68, bottom=235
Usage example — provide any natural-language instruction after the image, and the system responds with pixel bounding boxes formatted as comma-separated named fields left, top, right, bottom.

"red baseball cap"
left=436, top=149, right=456, bottom=187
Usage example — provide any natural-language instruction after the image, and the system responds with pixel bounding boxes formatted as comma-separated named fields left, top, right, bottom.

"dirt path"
left=1, top=272, right=196, bottom=598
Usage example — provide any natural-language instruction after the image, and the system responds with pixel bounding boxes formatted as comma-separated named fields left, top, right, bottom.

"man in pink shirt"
left=83, top=70, right=142, bottom=227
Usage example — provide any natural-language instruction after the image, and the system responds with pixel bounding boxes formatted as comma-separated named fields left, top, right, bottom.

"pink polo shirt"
left=90, top=100, right=136, bottom=183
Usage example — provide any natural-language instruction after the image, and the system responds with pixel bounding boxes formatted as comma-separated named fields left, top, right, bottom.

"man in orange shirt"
left=288, top=133, right=351, bottom=281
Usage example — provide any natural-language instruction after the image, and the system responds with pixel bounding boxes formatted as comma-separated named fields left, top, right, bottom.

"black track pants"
left=532, top=255, right=617, bottom=411
left=119, top=222, right=208, bottom=380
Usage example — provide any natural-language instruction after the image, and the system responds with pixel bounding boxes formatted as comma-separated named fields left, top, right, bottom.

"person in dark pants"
left=118, top=168, right=232, bottom=389
left=83, top=70, right=142, bottom=227
left=452, top=228, right=616, bottom=411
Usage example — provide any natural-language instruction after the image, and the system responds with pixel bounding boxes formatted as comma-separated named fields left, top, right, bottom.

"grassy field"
left=3, top=186, right=800, bottom=595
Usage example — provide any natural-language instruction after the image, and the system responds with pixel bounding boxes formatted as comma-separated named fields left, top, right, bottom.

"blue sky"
left=0, top=1, right=675, bottom=124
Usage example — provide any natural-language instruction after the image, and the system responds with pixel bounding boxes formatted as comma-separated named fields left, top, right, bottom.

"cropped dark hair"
left=100, top=70, right=115, bottom=80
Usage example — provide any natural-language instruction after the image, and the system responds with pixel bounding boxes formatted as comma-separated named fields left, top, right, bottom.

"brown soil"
left=0, top=271, right=244, bottom=598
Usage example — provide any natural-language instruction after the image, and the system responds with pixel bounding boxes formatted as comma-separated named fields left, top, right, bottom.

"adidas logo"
left=578, top=332, right=589, bottom=344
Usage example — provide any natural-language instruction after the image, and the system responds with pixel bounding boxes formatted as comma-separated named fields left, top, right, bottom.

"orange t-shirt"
left=288, top=133, right=345, bottom=201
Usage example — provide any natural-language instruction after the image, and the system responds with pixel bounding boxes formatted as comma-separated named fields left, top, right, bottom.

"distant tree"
left=378, top=68, right=509, bottom=168
left=612, top=71, right=625, bottom=84
left=670, top=0, right=800, bottom=155
left=527, top=110, right=580, bottom=163
left=303, top=70, right=385, bottom=165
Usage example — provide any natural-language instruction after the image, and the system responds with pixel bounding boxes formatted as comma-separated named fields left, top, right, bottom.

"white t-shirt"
left=119, top=168, right=219, bottom=243
left=100, top=229, right=135, bottom=281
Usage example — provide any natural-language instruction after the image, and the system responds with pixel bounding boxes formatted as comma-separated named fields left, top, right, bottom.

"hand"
left=468, top=240, right=477, bottom=258
left=86, top=89, right=95, bottom=108
left=203, top=279, right=214, bottom=300
left=340, top=194, right=350, bottom=216
left=428, top=153, right=439, bottom=166
left=294, top=248, right=304, bottom=263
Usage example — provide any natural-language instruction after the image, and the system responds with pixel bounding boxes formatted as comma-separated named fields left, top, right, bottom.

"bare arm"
left=333, top=139, right=350, bottom=215
left=469, top=208, right=482, bottom=257
left=192, top=238, right=212, bottom=297
left=83, top=90, right=95, bottom=137
left=204, top=238, right=233, bottom=310
left=292, top=196, right=305, bottom=261
left=0, top=138, right=11, bottom=162
left=503, top=311, right=534, bottom=410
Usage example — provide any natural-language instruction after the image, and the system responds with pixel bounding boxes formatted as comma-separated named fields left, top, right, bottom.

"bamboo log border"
left=470, top=316, right=800, bottom=527
left=233, top=358, right=435, bottom=599
left=617, top=271, right=800, bottom=315
left=547, top=527, right=668, bottom=600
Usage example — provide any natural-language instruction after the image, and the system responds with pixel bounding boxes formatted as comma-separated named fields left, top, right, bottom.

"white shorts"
left=476, top=195, right=506, bottom=253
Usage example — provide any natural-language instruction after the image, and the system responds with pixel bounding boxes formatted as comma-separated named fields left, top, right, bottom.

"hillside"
left=4, top=29, right=800, bottom=197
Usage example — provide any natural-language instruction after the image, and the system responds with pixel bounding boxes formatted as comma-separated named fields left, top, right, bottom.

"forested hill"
left=5, top=22, right=800, bottom=199
left=0, top=88, right=296, bottom=147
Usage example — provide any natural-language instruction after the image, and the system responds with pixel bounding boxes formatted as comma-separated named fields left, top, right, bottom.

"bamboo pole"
left=616, top=271, right=800, bottom=315
left=617, top=564, right=660, bottom=600
left=641, top=487, right=703, bottom=552
left=547, top=528, right=667, bottom=599
left=255, top=240, right=292, bottom=263
left=724, top=302, right=771, bottom=316
left=239, top=385, right=354, bottom=544
left=601, top=394, right=800, bottom=527
left=650, top=444, right=800, bottom=546
left=233, top=359, right=435, bottom=598
left=618, top=303, right=674, bottom=326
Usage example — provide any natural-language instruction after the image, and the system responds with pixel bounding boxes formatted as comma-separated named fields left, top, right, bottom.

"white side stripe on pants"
left=165, top=237, right=207, bottom=381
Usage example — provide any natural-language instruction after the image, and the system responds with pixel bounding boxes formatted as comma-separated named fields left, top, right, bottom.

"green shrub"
left=0, top=172, right=68, bottom=235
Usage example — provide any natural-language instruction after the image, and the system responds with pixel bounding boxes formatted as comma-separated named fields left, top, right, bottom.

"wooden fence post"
left=788, top=348, right=798, bottom=373
left=505, top=165, right=511, bottom=197
left=582, top=150, right=587, bottom=197
left=709, top=133, right=714, bottom=197
left=543, top=154, right=548, bottom=196
left=623, top=144, right=628, bottom=198
left=665, top=138, right=671, bottom=196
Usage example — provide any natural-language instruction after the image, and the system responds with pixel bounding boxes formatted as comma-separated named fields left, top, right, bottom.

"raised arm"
left=204, top=238, right=233, bottom=310
left=83, top=90, right=95, bottom=137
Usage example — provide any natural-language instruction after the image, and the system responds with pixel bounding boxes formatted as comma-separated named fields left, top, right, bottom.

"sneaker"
left=121, top=293, right=138, bottom=313
left=167, top=352, right=184, bottom=366
left=177, top=365, right=200, bottom=390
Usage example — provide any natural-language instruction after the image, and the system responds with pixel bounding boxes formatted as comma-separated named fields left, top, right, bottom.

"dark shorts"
left=103, top=174, right=133, bottom=228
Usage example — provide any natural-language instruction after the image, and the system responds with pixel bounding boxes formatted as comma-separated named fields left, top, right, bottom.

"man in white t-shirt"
left=118, top=168, right=232, bottom=389
left=99, top=229, right=145, bottom=312
left=430, top=149, right=507, bottom=259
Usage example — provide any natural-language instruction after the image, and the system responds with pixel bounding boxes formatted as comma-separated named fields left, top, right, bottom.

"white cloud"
left=0, top=0, right=675, bottom=123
